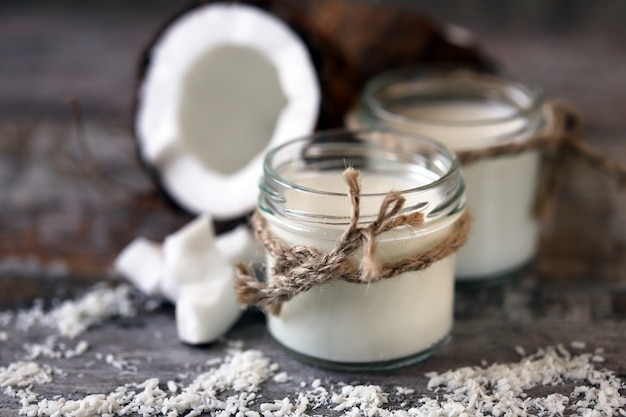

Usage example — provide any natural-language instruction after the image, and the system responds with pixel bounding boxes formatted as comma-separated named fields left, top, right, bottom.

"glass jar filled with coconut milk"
left=253, top=130, right=467, bottom=370
left=349, top=68, right=546, bottom=284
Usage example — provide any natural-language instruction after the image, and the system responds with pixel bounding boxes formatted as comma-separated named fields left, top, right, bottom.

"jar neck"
left=355, top=68, right=545, bottom=151
left=258, top=130, right=466, bottom=235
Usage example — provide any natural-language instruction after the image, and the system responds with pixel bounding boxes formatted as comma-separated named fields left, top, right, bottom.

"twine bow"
left=236, top=167, right=470, bottom=315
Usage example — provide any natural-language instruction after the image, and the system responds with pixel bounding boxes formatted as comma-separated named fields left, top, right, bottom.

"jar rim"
left=361, top=66, right=545, bottom=128
left=262, top=128, right=462, bottom=199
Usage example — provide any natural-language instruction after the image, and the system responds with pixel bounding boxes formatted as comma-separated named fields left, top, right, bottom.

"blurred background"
left=0, top=0, right=624, bottom=309
left=1, top=0, right=625, bottom=125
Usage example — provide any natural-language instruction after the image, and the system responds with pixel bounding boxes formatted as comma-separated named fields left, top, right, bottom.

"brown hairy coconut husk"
left=285, top=0, right=495, bottom=126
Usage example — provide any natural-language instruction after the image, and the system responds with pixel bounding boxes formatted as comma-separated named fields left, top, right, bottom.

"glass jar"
left=258, top=130, right=467, bottom=370
left=349, top=68, right=545, bottom=284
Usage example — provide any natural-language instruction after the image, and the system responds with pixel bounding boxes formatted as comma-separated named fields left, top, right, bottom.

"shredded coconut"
left=0, top=361, right=52, bottom=389
left=273, top=372, right=289, bottom=383
left=424, top=344, right=625, bottom=417
left=103, top=353, right=139, bottom=373
left=1, top=287, right=623, bottom=417
left=166, top=380, right=178, bottom=393
left=18, top=348, right=279, bottom=417
left=0, top=311, right=13, bottom=327
left=332, top=385, right=388, bottom=414
left=303, top=383, right=331, bottom=411
left=21, top=336, right=90, bottom=360
left=11, top=285, right=135, bottom=338
left=47, top=285, right=135, bottom=338
left=1, top=344, right=623, bottom=417
left=395, top=387, right=415, bottom=395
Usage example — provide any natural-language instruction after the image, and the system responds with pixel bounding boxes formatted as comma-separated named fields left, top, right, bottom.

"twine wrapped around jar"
left=457, top=100, right=626, bottom=217
left=235, top=167, right=470, bottom=315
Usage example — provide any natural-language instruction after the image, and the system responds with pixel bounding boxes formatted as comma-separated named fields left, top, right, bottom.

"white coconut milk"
left=351, top=70, right=545, bottom=282
left=264, top=172, right=460, bottom=364
left=393, top=102, right=541, bottom=280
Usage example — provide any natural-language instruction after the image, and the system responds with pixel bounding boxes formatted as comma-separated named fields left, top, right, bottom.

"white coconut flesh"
left=115, top=214, right=260, bottom=343
left=136, top=3, right=320, bottom=218
left=114, top=237, right=164, bottom=296
left=115, top=216, right=259, bottom=304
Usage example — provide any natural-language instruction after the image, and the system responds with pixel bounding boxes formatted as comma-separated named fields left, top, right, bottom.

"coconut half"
left=136, top=2, right=320, bottom=218
left=135, top=0, right=492, bottom=219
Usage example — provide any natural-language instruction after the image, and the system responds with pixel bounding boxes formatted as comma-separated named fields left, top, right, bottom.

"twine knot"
left=236, top=167, right=469, bottom=315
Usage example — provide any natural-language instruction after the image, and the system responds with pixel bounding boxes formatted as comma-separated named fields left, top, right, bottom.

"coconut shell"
left=134, top=0, right=350, bottom=131
left=283, top=0, right=495, bottom=126
left=132, top=0, right=350, bottom=218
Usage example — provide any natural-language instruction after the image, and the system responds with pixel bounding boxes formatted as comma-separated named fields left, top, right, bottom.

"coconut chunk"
left=114, top=238, right=164, bottom=296
left=162, top=214, right=228, bottom=302
left=164, top=219, right=246, bottom=343
left=215, top=225, right=260, bottom=265
left=176, top=276, right=242, bottom=345
left=115, top=217, right=259, bottom=304
left=114, top=214, right=250, bottom=342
